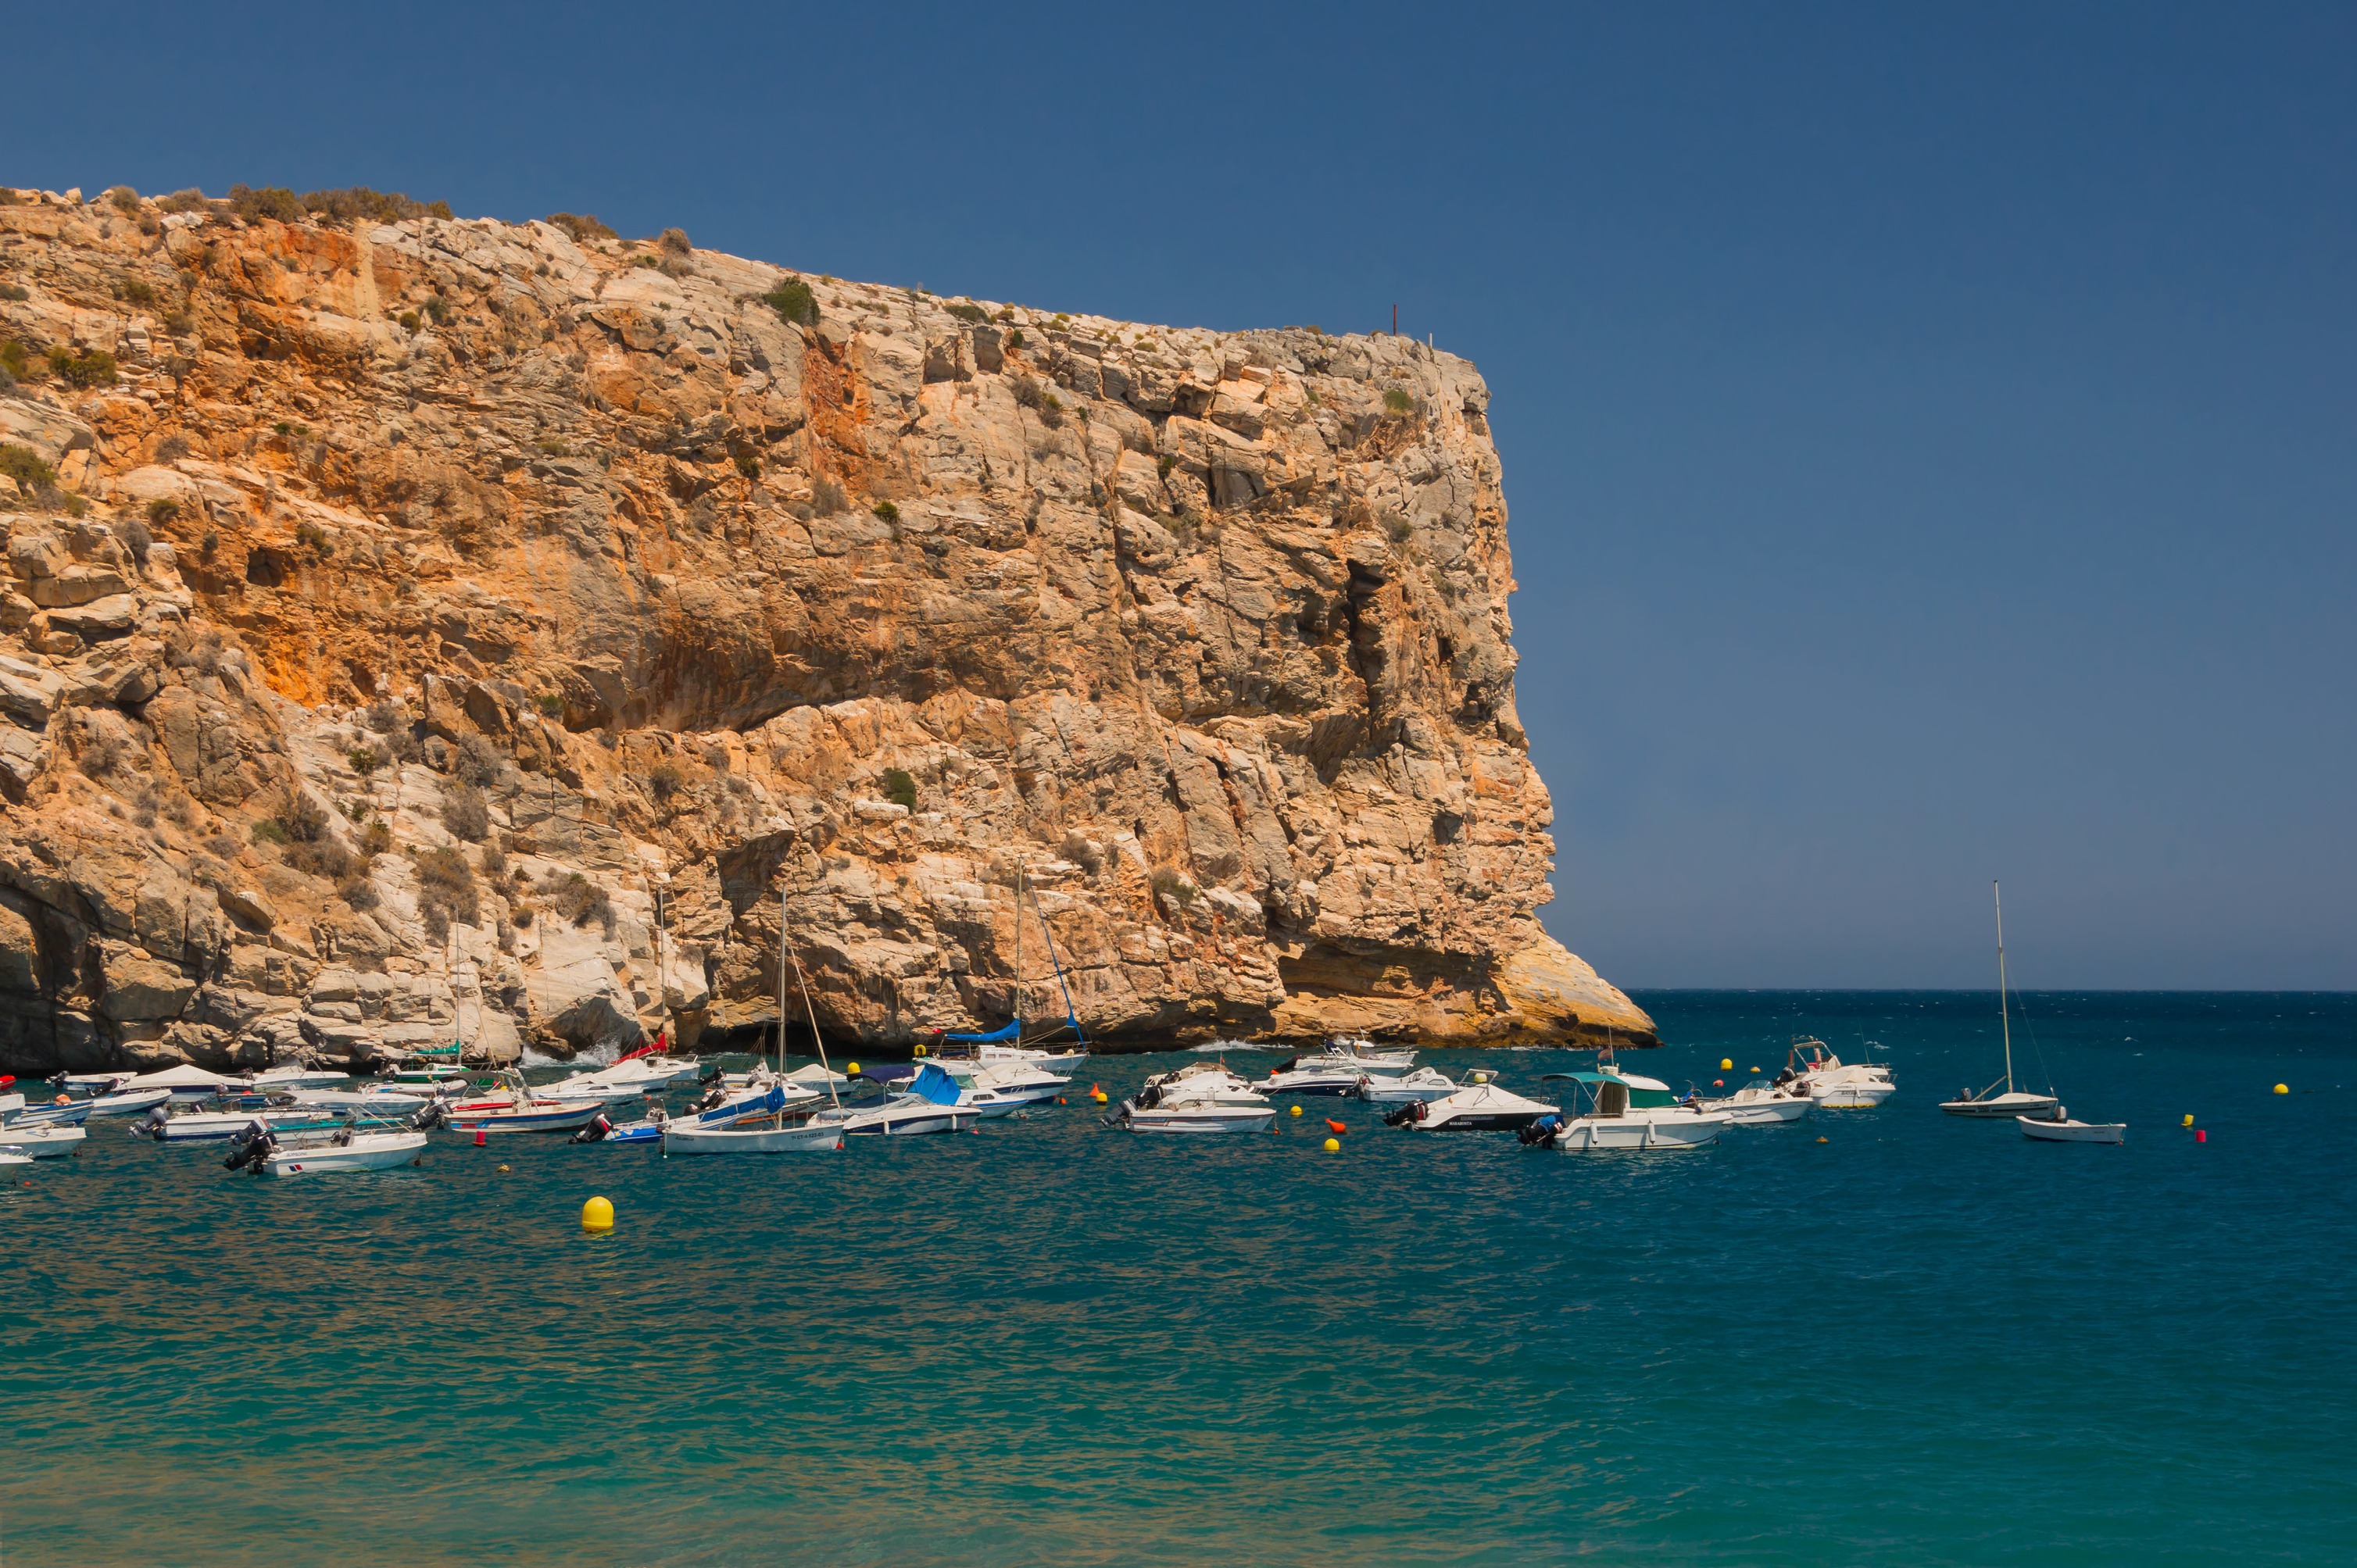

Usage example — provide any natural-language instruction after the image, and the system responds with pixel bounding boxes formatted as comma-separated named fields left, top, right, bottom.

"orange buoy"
left=1325, top=1118, right=1347, bottom=1135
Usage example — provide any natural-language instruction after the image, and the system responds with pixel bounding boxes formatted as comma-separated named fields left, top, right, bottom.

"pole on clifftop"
left=1392, top=303, right=1397, bottom=335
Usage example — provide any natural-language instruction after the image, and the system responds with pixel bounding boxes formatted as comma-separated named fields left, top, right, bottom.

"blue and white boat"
left=813, top=1063, right=980, bottom=1136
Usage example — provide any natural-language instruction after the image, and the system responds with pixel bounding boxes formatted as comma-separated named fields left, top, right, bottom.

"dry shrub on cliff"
left=536, top=869, right=615, bottom=935
left=415, top=846, right=480, bottom=941
left=442, top=783, right=490, bottom=842
left=1150, top=866, right=1199, bottom=913
left=227, top=184, right=305, bottom=223
left=48, top=348, right=116, bottom=388
left=811, top=477, right=847, bottom=516
left=646, top=761, right=686, bottom=805
left=338, top=872, right=379, bottom=912
left=658, top=227, right=692, bottom=255
left=0, top=444, right=55, bottom=491
left=106, top=187, right=141, bottom=215
left=454, top=734, right=503, bottom=787
left=546, top=213, right=616, bottom=243
left=157, top=188, right=209, bottom=214
left=288, top=837, right=356, bottom=883
left=882, top=767, right=917, bottom=810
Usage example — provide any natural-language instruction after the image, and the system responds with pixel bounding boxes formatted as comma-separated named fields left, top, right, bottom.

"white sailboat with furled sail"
left=664, top=883, right=842, bottom=1155
left=928, top=866, right=1089, bottom=1069
left=1940, top=882, right=2062, bottom=1120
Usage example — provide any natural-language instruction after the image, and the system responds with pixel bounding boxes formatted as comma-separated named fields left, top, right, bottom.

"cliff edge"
left=0, top=182, right=1653, bottom=1071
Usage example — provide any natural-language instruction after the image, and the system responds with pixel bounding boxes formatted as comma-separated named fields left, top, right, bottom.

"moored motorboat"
left=1115, top=1062, right=1275, bottom=1133
left=2019, top=1107, right=2126, bottom=1144
left=812, top=1064, right=982, bottom=1136
left=444, top=1073, right=607, bottom=1135
left=0, top=1122, right=88, bottom=1159
left=115, top=1063, right=247, bottom=1103
left=249, top=1066, right=355, bottom=1091
left=1352, top=1066, right=1461, bottom=1105
left=5, top=1095, right=95, bottom=1127
left=1693, top=1078, right=1815, bottom=1124
left=1383, top=1072, right=1555, bottom=1131
left=1783, top=1039, right=1897, bottom=1108
left=260, top=1128, right=430, bottom=1175
left=1257, top=1041, right=1419, bottom=1096
left=1529, top=1066, right=1729, bottom=1151
left=84, top=1088, right=174, bottom=1118
left=663, top=1116, right=842, bottom=1155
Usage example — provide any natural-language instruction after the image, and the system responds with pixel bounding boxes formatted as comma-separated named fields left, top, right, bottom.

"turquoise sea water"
left=5, top=991, right=2353, bottom=1565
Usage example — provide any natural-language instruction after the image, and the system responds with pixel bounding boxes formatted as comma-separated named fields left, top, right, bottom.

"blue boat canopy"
left=908, top=1063, right=965, bottom=1105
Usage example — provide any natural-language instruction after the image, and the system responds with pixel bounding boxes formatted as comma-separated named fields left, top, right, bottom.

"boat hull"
left=2019, top=1116, right=2126, bottom=1144
left=1552, top=1116, right=1724, bottom=1152
left=156, top=1112, right=349, bottom=1143
left=1422, top=1111, right=1550, bottom=1130
left=0, top=1123, right=87, bottom=1159
left=6, top=1099, right=95, bottom=1127
left=1120, top=1105, right=1276, bottom=1133
left=1701, top=1097, right=1812, bottom=1124
left=1940, top=1093, right=2059, bottom=1118
left=264, top=1132, right=428, bottom=1174
left=84, top=1089, right=173, bottom=1118
left=1813, top=1084, right=1897, bottom=1108
left=445, top=1102, right=605, bottom=1134
left=664, top=1121, right=843, bottom=1155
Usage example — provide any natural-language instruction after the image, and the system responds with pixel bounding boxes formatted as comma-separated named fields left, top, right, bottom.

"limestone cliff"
left=0, top=181, right=1653, bottom=1073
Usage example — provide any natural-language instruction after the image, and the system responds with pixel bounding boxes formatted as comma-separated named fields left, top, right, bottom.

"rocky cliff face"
left=0, top=182, right=1653, bottom=1073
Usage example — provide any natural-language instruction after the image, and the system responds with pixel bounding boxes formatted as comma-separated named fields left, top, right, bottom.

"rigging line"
left=1033, top=896, right=1083, bottom=1038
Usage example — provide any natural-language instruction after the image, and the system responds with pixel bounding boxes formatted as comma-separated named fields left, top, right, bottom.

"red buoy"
left=474, top=1128, right=487, bottom=1148
left=1325, top=1118, right=1347, bottom=1134
left=2196, top=1129, right=2208, bottom=1143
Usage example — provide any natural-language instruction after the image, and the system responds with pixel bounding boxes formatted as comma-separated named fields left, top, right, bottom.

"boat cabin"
left=1539, top=1070, right=1680, bottom=1118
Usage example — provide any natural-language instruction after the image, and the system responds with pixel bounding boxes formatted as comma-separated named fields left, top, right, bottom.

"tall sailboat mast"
left=1014, top=863, right=1026, bottom=1043
left=1994, top=880, right=2014, bottom=1095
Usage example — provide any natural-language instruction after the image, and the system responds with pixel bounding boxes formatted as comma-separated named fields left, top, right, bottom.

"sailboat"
left=930, top=866, right=1089, bottom=1069
left=1940, top=882, right=2061, bottom=1119
left=663, top=884, right=843, bottom=1155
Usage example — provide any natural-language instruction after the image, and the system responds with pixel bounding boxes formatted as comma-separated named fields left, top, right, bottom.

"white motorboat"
left=57, top=1071, right=135, bottom=1097
left=812, top=1064, right=982, bottom=1136
left=1115, top=1061, right=1276, bottom=1133
left=285, top=1086, right=435, bottom=1116
left=1694, top=1078, right=1815, bottom=1124
left=260, top=1128, right=430, bottom=1175
left=444, top=1073, right=607, bottom=1134
left=544, top=1048, right=699, bottom=1102
left=249, top=1066, right=355, bottom=1091
left=115, top=1063, right=247, bottom=1103
left=1530, top=1067, right=1729, bottom=1151
left=1782, top=1039, right=1897, bottom=1108
left=1257, top=1041, right=1419, bottom=1095
left=664, top=1116, right=842, bottom=1155
left=0, top=1123, right=87, bottom=1159
left=143, top=1103, right=352, bottom=1143
left=1352, top=1066, right=1461, bottom=1105
left=1940, top=883, right=2062, bottom=1120
left=1382, top=1072, right=1556, bottom=1131
left=926, top=1059, right=1069, bottom=1118
left=84, top=1087, right=174, bottom=1118
left=2019, top=1108, right=2126, bottom=1144
left=5, top=1094, right=95, bottom=1127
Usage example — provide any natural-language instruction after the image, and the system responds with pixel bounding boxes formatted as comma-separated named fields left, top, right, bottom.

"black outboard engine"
left=699, top=1066, right=726, bottom=1088
left=224, top=1119, right=277, bottom=1172
left=409, top=1100, right=450, bottom=1133
left=1382, top=1100, right=1428, bottom=1128
left=569, top=1113, right=613, bottom=1145
left=144, top=1103, right=173, bottom=1141
left=1518, top=1113, right=1564, bottom=1147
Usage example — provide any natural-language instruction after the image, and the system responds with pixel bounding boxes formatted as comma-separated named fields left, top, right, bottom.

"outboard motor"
left=409, top=1099, right=450, bottom=1133
left=1518, top=1113, right=1564, bottom=1147
left=144, top=1103, right=173, bottom=1141
left=1382, top=1100, right=1429, bottom=1128
left=699, top=1066, right=726, bottom=1088
left=224, top=1119, right=277, bottom=1172
left=569, top=1113, right=613, bottom=1145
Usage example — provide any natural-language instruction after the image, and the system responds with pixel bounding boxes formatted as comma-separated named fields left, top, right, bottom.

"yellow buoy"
left=1322, top=1137, right=1340, bottom=1153
left=846, top=1062, right=860, bottom=1076
left=581, top=1195, right=614, bottom=1233
left=2183, top=1114, right=2194, bottom=1127
left=1815, top=1136, right=1828, bottom=1144
left=1289, top=1105, right=1303, bottom=1118
left=2274, top=1084, right=2289, bottom=1095
left=1749, top=1067, right=1761, bottom=1075
left=1720, top=1059, right=1733, bottom=1071
left=495, top=1164, right=510, bottom=1173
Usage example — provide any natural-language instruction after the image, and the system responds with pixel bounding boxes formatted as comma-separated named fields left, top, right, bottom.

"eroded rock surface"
left=0, top=184, right=1651, bottom=1072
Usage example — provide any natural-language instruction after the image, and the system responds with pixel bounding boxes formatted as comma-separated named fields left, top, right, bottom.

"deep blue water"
left=5, top=991, right=2353, bottom=1564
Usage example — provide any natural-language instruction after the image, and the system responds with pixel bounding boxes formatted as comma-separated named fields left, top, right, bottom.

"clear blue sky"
left=7, top=3, right=2350, bottom=988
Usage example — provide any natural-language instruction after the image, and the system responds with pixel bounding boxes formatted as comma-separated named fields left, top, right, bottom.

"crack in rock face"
left=0, top=187, right=1652, bottom=1072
